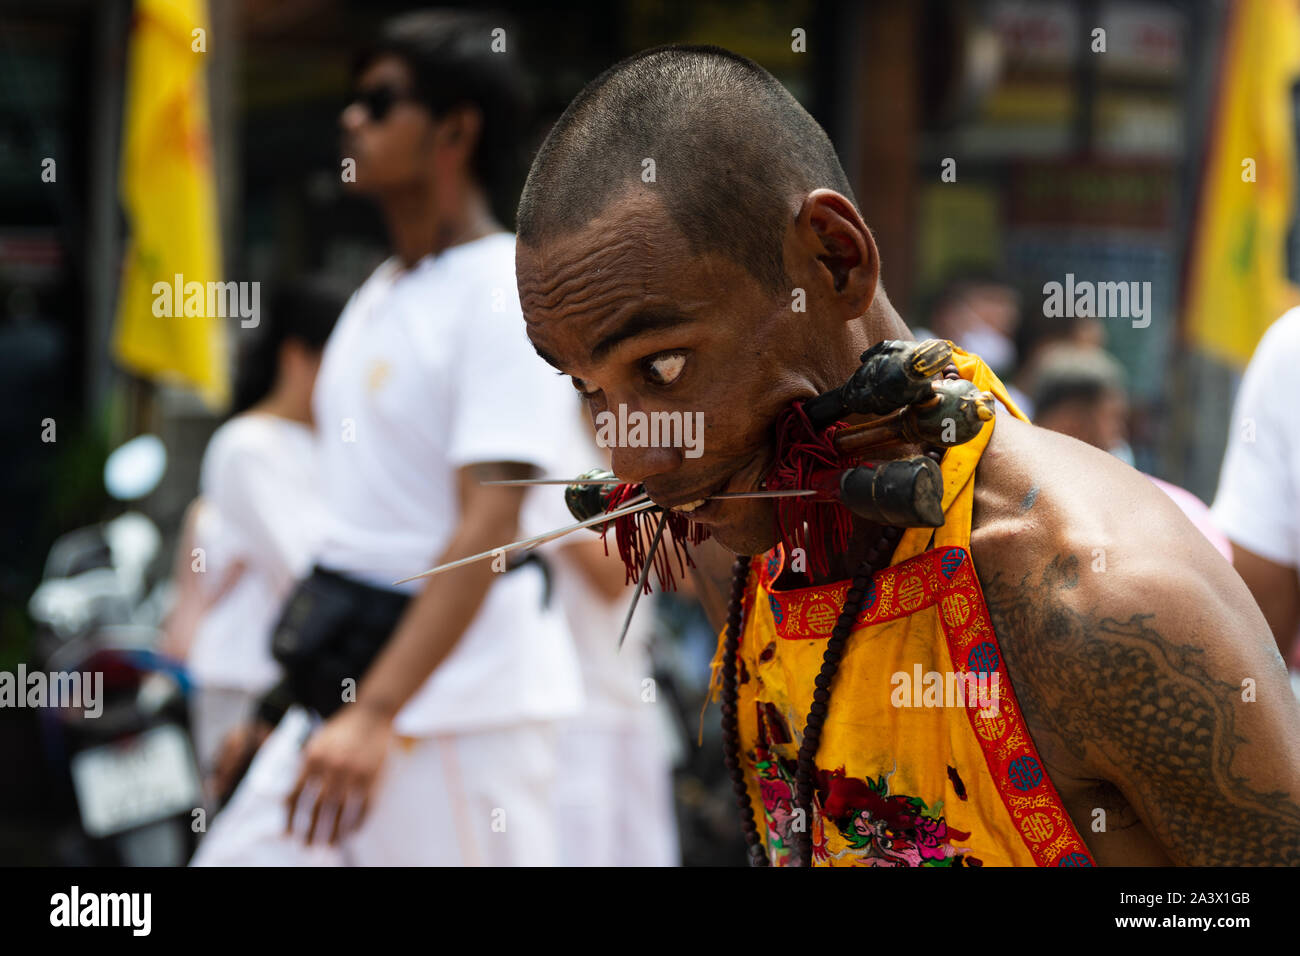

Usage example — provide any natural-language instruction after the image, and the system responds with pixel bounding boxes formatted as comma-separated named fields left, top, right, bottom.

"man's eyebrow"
left=533, top=346, right=564, bottom=371
left=591, top=310, right=695, bottom=363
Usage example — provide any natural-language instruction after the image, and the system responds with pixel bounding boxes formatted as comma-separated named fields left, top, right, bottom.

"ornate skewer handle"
left=804, top=338, right=953, bottom=429
left=565, top=468, right=619, bottom=529
left=833, top=379, right=995, bottom=455
left=812, top=457, right=945, bottom=528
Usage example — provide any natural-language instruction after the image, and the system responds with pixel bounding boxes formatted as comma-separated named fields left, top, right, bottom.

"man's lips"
left=646, top=450, right=774, bottom=516
left=647, top=481, right=727, bottom=513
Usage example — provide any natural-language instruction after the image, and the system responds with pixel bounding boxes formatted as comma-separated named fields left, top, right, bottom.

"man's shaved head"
left=516, top=44, right=903, bottom=556
left=517, top=44, right=857, bottom=294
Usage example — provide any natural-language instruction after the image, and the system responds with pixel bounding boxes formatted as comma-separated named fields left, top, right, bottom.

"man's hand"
left=276, top=460, right=531, bottom=847
left=285, top=705, right=394, bottom=846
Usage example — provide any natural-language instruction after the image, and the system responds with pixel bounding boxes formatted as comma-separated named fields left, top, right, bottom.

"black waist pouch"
left=270, top=567, right=411, bottom=719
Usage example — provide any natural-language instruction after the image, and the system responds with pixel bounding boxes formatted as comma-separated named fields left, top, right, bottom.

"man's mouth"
left=653, top=485, right=723, bottom=514
left=650, top=449, right=774, bottom=519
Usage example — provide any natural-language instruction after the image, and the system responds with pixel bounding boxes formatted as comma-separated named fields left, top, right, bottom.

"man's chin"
left=695, top=499, right=778, bottom=556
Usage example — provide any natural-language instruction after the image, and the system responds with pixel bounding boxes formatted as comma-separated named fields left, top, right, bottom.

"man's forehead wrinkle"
left=520, top=276, right=652, bottom=336
left=520, top=231, right=661, bottom=318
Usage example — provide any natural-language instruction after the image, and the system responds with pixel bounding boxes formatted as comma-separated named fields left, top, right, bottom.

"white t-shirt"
left=1212, top=307, right=1300, bottom=568
left=189, top=414, right=320, bottom=692
left=311, top=232, right=584, bottom=736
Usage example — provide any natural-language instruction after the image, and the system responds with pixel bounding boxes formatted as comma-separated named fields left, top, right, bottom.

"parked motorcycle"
left=27, top=435, right=203, bottom=866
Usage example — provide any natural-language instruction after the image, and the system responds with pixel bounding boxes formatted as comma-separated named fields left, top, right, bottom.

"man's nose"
left=340, top=102, right=367, bottom=133
left=608, top=441, right=682, bottom=489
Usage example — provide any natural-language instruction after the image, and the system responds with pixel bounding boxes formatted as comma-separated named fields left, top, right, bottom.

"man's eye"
left=644, top=351, right=687, bottom=386
left=570, top=376, right=599, bottom=397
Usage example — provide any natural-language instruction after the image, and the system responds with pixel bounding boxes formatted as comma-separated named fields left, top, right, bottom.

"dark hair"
left=516, top=44, right=856, bottom=296
left=1032, top=347, right=1127, bottom=418
left=355, top=11, right=528, bottom=226
left=230, top=278, right=347, bottom=417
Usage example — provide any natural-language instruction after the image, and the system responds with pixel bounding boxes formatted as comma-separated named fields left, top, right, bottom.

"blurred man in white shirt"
left=194, top=11, right=584, bottom=866
left=1212, top=307, right=1300, bottom=695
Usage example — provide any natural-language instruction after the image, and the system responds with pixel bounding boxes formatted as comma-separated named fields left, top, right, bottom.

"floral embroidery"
left=749, top=704, right=982, bottom=867
left=753, top=744, right=799, bottom=866
left=815, top=768, right=979, bottom=867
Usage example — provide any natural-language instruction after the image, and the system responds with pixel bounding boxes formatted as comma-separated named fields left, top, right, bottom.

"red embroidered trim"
left=759, top=542, right=935, bottom=640
left=753, top=545, right=1096, bottom=867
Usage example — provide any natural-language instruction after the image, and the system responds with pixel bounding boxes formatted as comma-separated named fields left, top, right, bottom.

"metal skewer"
left=519, top=494, right=648, bottom=553
left=705, top=490, right=816, bottom=500
left=480, top=475, right=818, bottom=503
left=481, top=477, right=626, bottom=486
left=616, top=509, right=669, bottom=651
left=391, top=495, right=658, bottom=585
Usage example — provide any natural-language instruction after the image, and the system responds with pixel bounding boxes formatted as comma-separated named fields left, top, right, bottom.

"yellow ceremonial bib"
left=712, top=347, right=1095, bottom=867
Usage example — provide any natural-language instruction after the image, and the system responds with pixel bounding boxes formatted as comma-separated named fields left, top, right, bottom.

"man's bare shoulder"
left=971, top=413, right=1230, bottom=589
left=969, top=414, right=1300, bottom=864
left=969, top=412, right=1274, bottom=709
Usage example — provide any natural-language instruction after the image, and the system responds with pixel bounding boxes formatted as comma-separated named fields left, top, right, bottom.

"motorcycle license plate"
left=70, top=724, right=203, bottom=838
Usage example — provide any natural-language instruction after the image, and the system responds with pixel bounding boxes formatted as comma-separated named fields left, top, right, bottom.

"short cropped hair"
left=517, top=45, right=857, bottom=295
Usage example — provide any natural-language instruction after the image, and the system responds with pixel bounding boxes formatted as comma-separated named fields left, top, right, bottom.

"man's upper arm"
left=991, top=545, right=1300, bottom=865
left=1230, top=542, right=1300, bottom=660
left=455, top=461, right=535, bottom=540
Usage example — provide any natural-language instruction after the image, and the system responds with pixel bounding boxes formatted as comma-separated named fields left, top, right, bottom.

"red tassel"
left=598, top=397, right=856, bottom=589
left=602, top=483, right=710, bottom=593
left=764, top=401, right=856, bottom=581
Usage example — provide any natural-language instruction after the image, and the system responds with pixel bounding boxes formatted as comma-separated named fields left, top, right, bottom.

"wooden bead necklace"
left=720, top=364, right=960, bottom=867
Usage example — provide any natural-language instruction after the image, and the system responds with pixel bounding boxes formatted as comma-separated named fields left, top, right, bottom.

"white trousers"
left=191, top=707, right=560, bottom=866
left=553, top=711, right=680, bottom=866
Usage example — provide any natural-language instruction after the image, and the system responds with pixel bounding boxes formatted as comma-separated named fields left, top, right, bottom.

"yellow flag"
left=112, top=0, right=227, bottom=408
left=1183, top=0, right=1300, bottom=368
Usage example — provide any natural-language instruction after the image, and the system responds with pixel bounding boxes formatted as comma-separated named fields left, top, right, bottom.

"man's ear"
left=439, top=104, right=483, bottom=154
left=794, top=189, right=879, bottom=317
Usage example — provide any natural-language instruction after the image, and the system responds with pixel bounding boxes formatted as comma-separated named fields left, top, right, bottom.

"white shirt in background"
left=1212, top=307, right=1300, bottom=568
left=189, top=414, right=320, bottom=693
left=1212, top=306, right=1300, bottom=682
left=310, top=232, right=583, bottom=737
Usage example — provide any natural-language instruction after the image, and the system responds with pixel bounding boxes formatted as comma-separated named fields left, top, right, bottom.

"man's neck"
left=848, top=292, right=913, bottom=362
left=773, top=304, right=932, bottom=589
left=248, top=391, right=312, bottom=427
left=378, top=179, right=502, bottom=268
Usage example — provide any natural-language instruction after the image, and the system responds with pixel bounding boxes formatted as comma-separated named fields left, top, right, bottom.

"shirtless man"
left=514, top=45, right=1300, bottom=865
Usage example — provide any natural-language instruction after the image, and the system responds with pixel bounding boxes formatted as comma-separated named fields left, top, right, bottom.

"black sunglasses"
left=349, top=84, right=419, bottom=122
